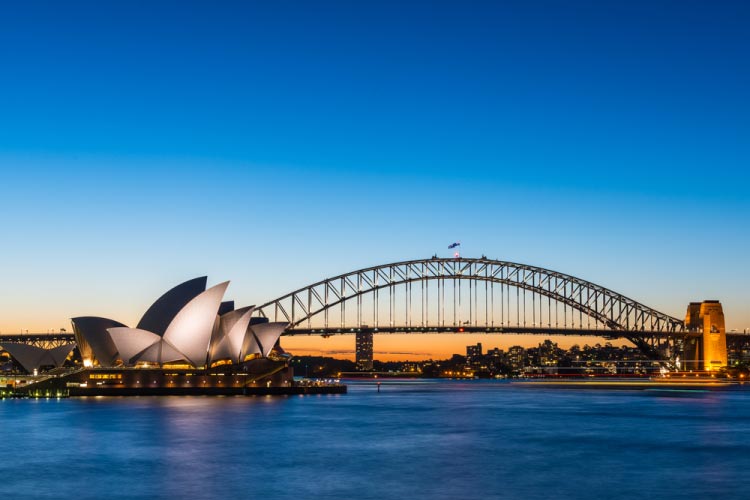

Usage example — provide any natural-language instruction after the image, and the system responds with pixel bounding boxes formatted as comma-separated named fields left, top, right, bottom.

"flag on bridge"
left=448, top=242, right=461, bottom=249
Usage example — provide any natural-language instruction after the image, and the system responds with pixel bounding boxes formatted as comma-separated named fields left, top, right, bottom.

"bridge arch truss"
left=255, top=258, right=686, bottom=358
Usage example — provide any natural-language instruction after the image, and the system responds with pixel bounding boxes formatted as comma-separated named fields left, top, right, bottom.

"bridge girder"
left=0, top=334, right=75, bottom=350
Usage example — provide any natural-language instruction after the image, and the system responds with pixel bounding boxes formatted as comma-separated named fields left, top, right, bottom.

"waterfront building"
left=70, top=277, right=288, bottom=369
left=0, top=277, right=331, bottom=396
left=355, top=330, right=373, bottom=371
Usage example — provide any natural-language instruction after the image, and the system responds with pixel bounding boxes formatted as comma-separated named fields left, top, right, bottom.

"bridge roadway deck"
left=0, top=333, right=75, bottom=343
left=4, top=330, right=750, bottom=344
left=283, top=326, right=701, bottom=339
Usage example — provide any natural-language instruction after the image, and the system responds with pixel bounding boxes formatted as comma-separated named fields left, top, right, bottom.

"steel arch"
left=255, top=258, right=685, bottom=337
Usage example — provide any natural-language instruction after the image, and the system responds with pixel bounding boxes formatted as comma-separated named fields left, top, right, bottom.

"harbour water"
left=3, top=380, right=750, bottom=499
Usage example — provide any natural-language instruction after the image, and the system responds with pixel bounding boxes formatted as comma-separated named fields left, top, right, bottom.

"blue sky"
left=1, top=1, right=748, bottom=345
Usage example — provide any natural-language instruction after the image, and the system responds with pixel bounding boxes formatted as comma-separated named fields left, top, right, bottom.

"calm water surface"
left=3, top=380, right=750, bottom=499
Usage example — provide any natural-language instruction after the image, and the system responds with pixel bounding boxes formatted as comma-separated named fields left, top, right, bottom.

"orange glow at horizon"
left=281, top=333, right=624, bottom=361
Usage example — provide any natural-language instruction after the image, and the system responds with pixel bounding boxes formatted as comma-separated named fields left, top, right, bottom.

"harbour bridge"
left=1, top=257, right=743, bottom=370
left=252, top=257, right=736, bottom=370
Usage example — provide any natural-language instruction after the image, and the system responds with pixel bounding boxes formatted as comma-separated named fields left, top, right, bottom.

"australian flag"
left=448, top=242, right=461, bottom=249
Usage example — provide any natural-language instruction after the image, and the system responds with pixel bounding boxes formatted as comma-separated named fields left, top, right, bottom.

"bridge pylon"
left=684, top=301, right=727, bottom=371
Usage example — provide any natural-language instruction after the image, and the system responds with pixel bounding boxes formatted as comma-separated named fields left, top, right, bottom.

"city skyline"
left=1, top=1, right=748, bottom=361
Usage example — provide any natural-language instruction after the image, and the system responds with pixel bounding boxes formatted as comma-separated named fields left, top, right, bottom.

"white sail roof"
left=135, top=339, right=188, bottom=364
left=163, top=281, right=229, bottom=367
left=71, top=277, right=285, bottom=369
left=241, top=328, right=262, bottom=359
left=250, top=322, right=289, bottom=357
left=212, top=306, right=254, bottom=363
left=0, top=343, right=75, bottom=373
left=107, top=327, right=160, bottom=365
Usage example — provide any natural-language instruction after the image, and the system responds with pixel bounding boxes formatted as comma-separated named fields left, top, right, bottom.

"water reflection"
left=2, top=382, right=750, bottom=499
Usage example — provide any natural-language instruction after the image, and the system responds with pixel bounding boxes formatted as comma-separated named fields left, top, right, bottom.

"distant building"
left=487, top=347, right=503, bottom=358
left=537, top=339, right=561, bottom=366
left=507, top=346, right=526, bottom=371
left=466, top=343, right=482, bottom=362
left=356, top=331, right=374, bottom=371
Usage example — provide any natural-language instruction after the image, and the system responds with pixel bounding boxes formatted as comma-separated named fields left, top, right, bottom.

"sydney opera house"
left=71, top=277, right=287, bottom=370
left=0, top=277, right=344, bottom=396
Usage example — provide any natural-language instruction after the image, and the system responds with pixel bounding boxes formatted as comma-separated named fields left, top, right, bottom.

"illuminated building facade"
left=71, top=277, right=288, bottom=369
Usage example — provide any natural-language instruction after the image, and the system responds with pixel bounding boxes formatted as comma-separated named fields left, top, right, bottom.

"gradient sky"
left=1, top=1, right=748, bottom=360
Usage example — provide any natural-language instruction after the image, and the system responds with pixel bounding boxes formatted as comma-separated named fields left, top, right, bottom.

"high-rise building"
left=356, top=331, right=374, bottom=371
left=466, top=342, right=482, bottom=362
left=507, top=346, right=526, bottom=371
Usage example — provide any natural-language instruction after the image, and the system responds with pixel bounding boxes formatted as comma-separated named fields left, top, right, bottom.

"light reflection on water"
left=3, top=381, right=750, bottom=499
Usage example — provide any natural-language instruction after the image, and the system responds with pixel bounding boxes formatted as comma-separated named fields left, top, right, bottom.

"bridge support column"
left=684, top=301, right=727, bottom=372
